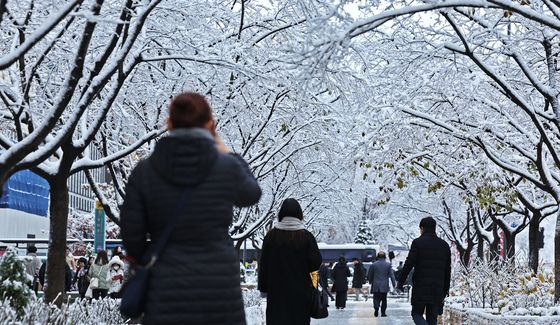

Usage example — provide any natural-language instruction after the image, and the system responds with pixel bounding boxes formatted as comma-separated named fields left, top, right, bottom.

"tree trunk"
left=456, top=244, right=472, bottom=268
left=44, top=176, right=69, bottom=306
left=477, top=235, right=484, bottom=261
left=555, top=212, right=560, bottom=303
left=528, top=215, right=540, bottom=274
left=461, top=246, right=473, bottom=267
left=503, top=231, right=516, bottom=261
left=489, top=226, right=500, bottom=262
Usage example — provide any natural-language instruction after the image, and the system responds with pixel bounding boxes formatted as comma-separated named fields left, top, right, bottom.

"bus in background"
left=317, top=243, right=379, bottom=263
left=238, top=241, right=379, bottom=264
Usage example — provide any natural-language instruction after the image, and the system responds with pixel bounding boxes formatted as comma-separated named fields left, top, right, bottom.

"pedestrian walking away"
left=331, top=256, right=351, bottom=309
left=318, top=262, right=335, bottom=303
left=397, top=217, right=451, bottom=325
left=120, top=92, right=261, bottom=325
left=351, top=258, right=368, bottom=301
left=367, top=252, right=396, bottom=317
left=258, top=198, right=323, bottom=325
left=23, top=246, right=42, bottom=293
left=395, top=261, right=404, bottom=288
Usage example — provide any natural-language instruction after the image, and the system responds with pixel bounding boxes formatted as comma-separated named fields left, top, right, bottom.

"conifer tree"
left=0, top=247, right=34, bottom=316
left=354, top=219, right=373, bottom=245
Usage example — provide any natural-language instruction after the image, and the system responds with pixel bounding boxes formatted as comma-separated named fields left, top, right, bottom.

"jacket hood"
left=149, top=128, right=218, bottom=186
left=109, top=255, right=124, bottom=268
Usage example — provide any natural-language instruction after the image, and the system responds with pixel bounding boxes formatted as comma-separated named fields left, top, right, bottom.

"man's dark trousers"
left=411, top=303, right=438, bottom=325
left=373, top=292, right=387, bottom=315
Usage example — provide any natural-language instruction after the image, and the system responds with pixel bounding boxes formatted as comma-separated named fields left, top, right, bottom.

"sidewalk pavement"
left=311, top=297, right=413, bottom=325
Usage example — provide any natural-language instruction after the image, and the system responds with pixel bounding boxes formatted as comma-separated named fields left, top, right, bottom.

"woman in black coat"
left=331, top=256, right=351, bottom=309
left=121, top=92, right=261, bottom=324
left=258, top=198, right=323, bottom=325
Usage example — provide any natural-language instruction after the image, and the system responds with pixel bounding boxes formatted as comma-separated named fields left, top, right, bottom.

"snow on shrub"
left=243, top=288, right=265, bottom=325
left=0, top=287, right=265, bottom=324
left=0, top=246, right=34, bottom=316
left=450, top=259, right=559, bottom=316
left=0, top=297, right=127, bottom=324
left=497, top=271, right=557, bottom=316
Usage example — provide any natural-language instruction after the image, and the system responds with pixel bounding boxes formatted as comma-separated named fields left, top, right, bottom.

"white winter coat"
left=108, top=256, right=125, bottom=294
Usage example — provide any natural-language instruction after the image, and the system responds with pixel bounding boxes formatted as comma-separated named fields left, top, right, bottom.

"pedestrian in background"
left=24, top=246, right=42, bottom=292
left=87, top=250, right=110, bottom=299
left=368, top=252, right=396, bottom=317
left=331, top=256, right=351, bottom=310
left=352, top=258, right=367, bottom=301
left=65, top=247, right=76, bottom=271
left=318, top=262, right=335, bottom=302
left=397, top=217, right=451, bottom=325
left=39, top=260, right=73, bottom=293
left=258, top=198, right=322, bottom=325
left=121, top=92, right=261, bottom=324
left=108, top=254, right=124, bottom=298
left=73, top=257, right=90, bottom=298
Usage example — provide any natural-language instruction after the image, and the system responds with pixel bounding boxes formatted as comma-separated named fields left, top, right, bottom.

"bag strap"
left=143, top=187, right=193, bottom=268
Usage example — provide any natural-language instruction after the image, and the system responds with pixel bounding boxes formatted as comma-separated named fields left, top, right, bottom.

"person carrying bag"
left=258, top=198, right=323, bottom=325
left=119, top=92, right=261, bottom=324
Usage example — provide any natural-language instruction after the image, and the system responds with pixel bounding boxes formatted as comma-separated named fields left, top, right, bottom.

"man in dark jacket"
left=121, top=92, right=261, bottom=325
left=397, top=217, right=451, bottom=325
left=367, top=252, right=396, bottom=317
left=351, top=258, right=367, bottom=301
left=318, top=262, right=335, bottom=301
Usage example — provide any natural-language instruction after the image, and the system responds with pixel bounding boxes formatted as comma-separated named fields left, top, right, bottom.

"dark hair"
left=169, top=92, right=213, bottom=129
left=338, top=256, right=346, bottom=264
left=78, top=257, right=88, bottom=265
left=112, top=246, right=123, bottom=257
left=27, top=246, right=37, bottom=253
left=420, top=216, right=437, bottom=233
left=95, top=250, right=109, bottom=265
left=278, top=198, right=303, bottom=221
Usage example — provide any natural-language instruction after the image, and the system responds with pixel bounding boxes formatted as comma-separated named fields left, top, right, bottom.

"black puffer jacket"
left=121, top=128, right=261, bottom=325
left=398, top=232, right=451, bottom=305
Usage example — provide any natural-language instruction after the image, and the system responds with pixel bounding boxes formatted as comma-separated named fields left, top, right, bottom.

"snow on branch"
left=0, top=0, right=82, bottom=70
left=70, top=129, right=163, bottom=174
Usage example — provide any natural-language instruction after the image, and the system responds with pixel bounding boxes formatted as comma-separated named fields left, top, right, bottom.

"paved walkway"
left=311, top=297, right=413, bottom=325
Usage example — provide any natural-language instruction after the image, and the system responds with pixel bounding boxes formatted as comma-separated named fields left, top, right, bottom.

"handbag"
left=310, top=283, right=329, bottom=319
left=120, top=187, right=194, bottom=319
left=89, top=277, right=99, bottom=289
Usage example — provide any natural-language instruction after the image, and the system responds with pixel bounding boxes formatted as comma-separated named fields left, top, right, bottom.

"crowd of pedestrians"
left=23, top=246, right=128, bottom=301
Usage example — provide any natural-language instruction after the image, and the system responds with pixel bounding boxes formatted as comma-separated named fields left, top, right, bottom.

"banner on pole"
left=94, top=200, right=106, bottom=253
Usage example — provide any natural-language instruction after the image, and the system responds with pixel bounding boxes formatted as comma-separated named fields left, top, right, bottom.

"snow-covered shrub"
left=451, top=259, right=559, bottom=316
left=497, top=271, right=557, bottom=316
left=243, top=288, right=262, bottom=308
left=451, top=259, right=521, bottom=309
left=243, top=288, right=265, bottom=325
left=0, top=297, right=127, bottom=324
left=0, top=246, right=35, bottom=316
